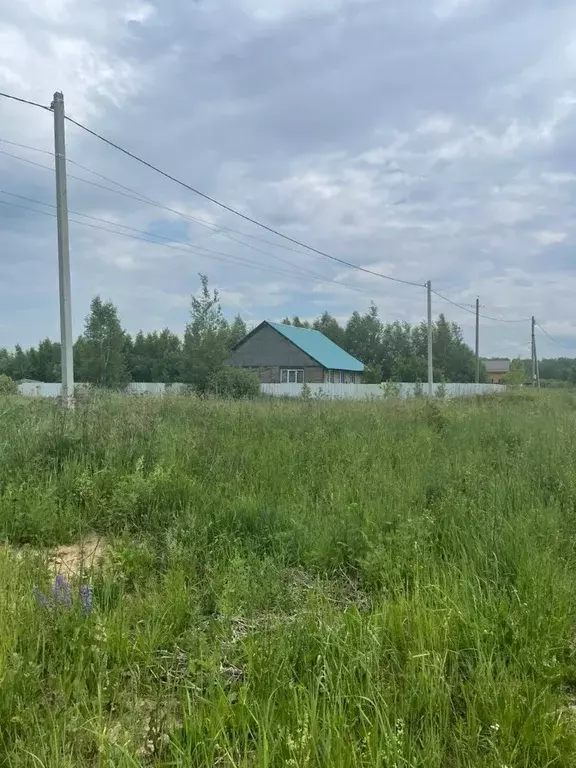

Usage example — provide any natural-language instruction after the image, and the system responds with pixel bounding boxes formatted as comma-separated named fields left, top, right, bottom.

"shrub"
left=0, top=375, right=17, bottom=395
left=300, top=382, right=312, bottom=400
left=207, top=367, right=260, bottom=399
left=381, top=380, right=402, bottom=399
left=435, top=382, right=447, bottom=400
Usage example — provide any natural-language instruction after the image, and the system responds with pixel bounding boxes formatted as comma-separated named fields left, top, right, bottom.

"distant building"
left=225, top=321, right=365, bottom=384
left=483, top=359, right=510, bottom=384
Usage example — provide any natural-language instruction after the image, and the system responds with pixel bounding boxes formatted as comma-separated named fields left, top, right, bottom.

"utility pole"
left=427, top=280, right=433, bottom=396
left=531, top=315, right=537, bottom=389
left=475, top=296, right=480, bottom=384
left=533, top=318, right=541, bottom=390
left=51, top=91, right=74, bottom=408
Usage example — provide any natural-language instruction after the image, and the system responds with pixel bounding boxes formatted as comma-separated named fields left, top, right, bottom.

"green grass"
left=1, top=392, right=576, bottom=766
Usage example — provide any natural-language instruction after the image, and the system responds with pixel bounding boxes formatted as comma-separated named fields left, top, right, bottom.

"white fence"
left=261, top=383, right=506, bottom=399
left=16, top=381, right=505, bottom=400
left=17, top=382, right=188, bottom=398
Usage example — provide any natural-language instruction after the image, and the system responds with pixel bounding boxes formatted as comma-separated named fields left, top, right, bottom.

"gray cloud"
left=1, top=0, right=576, bottom=358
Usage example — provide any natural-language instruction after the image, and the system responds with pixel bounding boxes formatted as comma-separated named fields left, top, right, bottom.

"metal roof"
left=483, top=359, right=511, bottom=374
left=267, top=321, right=365, bottom=371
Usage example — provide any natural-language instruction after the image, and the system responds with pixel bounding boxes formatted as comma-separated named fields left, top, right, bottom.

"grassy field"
left=1, top=392, right=576, bottom=766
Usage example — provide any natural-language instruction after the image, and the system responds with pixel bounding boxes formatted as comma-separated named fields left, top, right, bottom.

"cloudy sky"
left=1, top=0, right=575, bottom=358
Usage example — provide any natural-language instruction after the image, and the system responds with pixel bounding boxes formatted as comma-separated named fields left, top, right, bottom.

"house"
left=483, top=359, right=510, bottom=384
left=225, top=321, right=365, bottom=384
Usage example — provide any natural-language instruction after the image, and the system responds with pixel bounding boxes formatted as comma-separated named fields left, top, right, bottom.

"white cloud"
left=534, top=230, right=567, bottom=245
left=1, top=0, right=576, bottom=362
left=433, top=0, right=486, bottom=20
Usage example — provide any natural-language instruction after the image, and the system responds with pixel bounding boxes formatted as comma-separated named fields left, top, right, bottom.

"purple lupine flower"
left=80, top=584, right=94, bottom=616
left=52, top=574, right=72, bottom=608
left=33, top=585, right=50, bottom=609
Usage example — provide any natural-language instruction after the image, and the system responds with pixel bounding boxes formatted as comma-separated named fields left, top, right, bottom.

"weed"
left=0, top=393, right=575, bottom=765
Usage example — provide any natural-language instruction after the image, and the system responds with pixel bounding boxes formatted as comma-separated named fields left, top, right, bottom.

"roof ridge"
left=266, top=320, right=364, bottom=372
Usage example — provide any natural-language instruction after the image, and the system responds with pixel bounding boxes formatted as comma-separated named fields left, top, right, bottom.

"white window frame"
left=281, top=368, right=304, bottom=384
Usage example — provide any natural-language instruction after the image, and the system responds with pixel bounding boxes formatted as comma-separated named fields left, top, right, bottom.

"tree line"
left=0, top=274, right=487, bottom=389
left=520, top=358, right=576, bottom=387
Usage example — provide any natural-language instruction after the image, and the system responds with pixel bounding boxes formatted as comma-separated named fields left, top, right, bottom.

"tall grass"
left=1, top=392, right=576, bottom=765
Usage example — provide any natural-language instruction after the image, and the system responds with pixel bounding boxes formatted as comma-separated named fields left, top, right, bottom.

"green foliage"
left=78, top=296, right=129, bottom=388
left=380, top=380, right=402, bottom=399
left=300, top=381, right=312, bottom=400
left=0, top=277, right=490, bottom=387
left=413, top=379, right=424, bottom=397
left=228, top=314, right=248, bottom=348
left=435, top=381, right=447, bottom=399
left=503, top=358, right=527, bottom=388
left=207, top=367, right=260, bottom=399
left=0, top=393, right=576, bottom=764
left=525, top=357, right=576, bottom=384
left=0, top=374, right=17, bottom=395
left=181, top=274, right=230, bottom=393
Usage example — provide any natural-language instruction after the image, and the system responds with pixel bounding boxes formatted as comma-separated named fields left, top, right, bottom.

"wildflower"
left=33, top=585, right=50, bottom=609
left=52, top=574, right=72, bottom=608
left=80, top=584, right=94, bottom=616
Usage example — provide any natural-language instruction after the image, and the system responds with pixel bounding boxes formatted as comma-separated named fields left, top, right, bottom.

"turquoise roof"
left=267, top=322, right=364, bottom=372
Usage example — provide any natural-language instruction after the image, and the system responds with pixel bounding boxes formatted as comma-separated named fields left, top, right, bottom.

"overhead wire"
left=0, top=143, right=417, bottom=301
left=0, top=144, right=547, bottom=326
left=63, top=113, right=425, bottom=288
left=0, top=92, right=51, bottom=113
left=431, top=289, right=531, bottom=324
left=0, top=194, right=389, bottom=297
left=535, top=322, right=576, bottom=351
left=0, top=92, right=568, bottom=334
left=0, top=136, right=317, bottom=257
left=0, top=188, right=337, bottom=282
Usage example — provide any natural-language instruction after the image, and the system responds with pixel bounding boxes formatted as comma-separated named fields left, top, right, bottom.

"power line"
left=535, top=322, right=576, bottom=351
left=1, top=187, right=406, bottom=295
left=0, top=146, right=321, bottom=263
left=0, top=137, right=54, bottom=157
left=432, top=289, right=531, bottom=324
left=0, top=98, right=562, bottom=332
left=0, top=144, right=416, bottom=301
left=0, top=189, right=332, bottom=281
left=0, top=140, right=351, bottom=267
left=0, top=195, right=388, bottom=297
left=0, top=196, right=323, bottom=281
left=0, top=92, right=51, bottom=113
left=0, top=136, right=317, bottom=257
left=64, top=114, right=425, bottom=288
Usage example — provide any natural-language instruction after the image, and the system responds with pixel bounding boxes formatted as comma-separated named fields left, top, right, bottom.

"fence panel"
left=260, top=383, right=506, bottom=399
left=15, top=381, right=506, bottom=399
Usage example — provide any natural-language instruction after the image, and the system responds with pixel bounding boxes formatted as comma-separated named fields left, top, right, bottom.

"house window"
left=325, top=370, right=348, bottom=384
left=281, top=368, right=304, bottom=384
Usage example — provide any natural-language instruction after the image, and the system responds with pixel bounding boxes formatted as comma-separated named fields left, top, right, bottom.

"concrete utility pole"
left=531, top=315, right=537, bottom=389
left=475, top=297, right=480, bottom=384
left=51, top=91, right=74, bottom=408
left=427, top=280, right=433, bottom=396
left=533, top=317, right=541, bottom=390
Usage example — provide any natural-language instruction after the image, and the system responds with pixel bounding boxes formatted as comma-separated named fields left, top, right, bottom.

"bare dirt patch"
left=50, top=535, right=106, bottom=577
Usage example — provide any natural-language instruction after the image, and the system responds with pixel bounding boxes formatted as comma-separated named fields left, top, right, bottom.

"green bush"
left=207, top=366, right=260, bottom=399
left=0, top=374, right=17, bottom=395
left=381, top=380, right=402, bottom=399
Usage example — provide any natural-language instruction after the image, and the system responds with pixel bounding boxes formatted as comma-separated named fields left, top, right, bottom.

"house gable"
left=225, top=322, right=321, bottom=369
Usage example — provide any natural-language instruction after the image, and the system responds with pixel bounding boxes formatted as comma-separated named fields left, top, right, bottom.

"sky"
left=1, top=0, right=576, bottom=359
